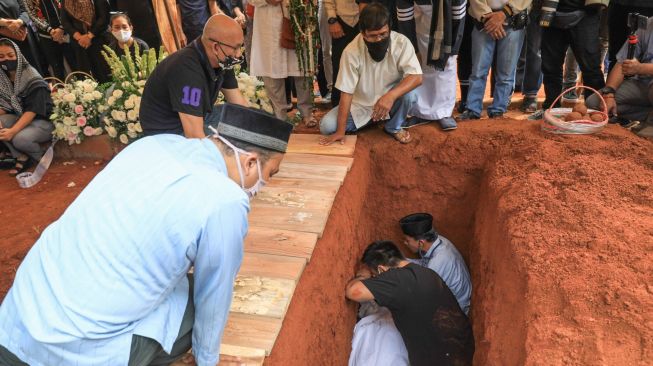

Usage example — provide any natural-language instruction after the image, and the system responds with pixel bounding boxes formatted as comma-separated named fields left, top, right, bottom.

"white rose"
left=82, top=93, right=94, bottom=102
left=63, top=93, right=76, bottom=103
left=83, top=83, right=94, bottom=93
left=124, top=99, right=135, bottom=109
left=111, top=110, right=121, bottom=120
left=63, top=116, right=75, bottom=126
left=107, top=96, right=115, bottom=106
left=134, top=122, right=143, bottom=133
left=127, top=130, right=137, bottom=138
left=116, top=111, right=127, bottom=122
left=119, top=134, right=129, bottom=144
left=94, top=127, right=103, bottom=135
left=127, top=110, right=138, bottom=121
left=106, top=126, right=118, bottom=137
left=127, top=123, right=135, bottom=132
left=98, top=105, right=108, bottom=113
left=92, top=90, right=103, bottom=100
left=112, top=89, right=124, bottom=99
left=122, top=81, right=131, bottom=88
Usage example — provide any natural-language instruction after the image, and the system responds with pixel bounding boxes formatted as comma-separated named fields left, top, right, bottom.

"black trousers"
left=457, top=13, right=474, bottom=103
left=607, top=3, right=653, bottom=72
left=330, top=18, right=358, bottom=106
left=38, top=35, right=77, bottom=81
left=541, top=11, right=605, bottom=109
left=71, top=35, right=111, bottom=84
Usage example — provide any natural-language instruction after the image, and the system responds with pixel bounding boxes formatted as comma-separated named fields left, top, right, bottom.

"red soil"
left=1, top=119, right=652, bottom=365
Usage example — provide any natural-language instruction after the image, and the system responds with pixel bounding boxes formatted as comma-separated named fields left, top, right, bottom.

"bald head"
left=202, top=14, right=243, bottom=45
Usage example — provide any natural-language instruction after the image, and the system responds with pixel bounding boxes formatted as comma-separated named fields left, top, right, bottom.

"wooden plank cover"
left=244, top=227, right=318, bottom=260
left=221, top=313, right=282, bottom=355
left=251, top=186, right=336, bottom=211
left=265, top=177, right=341, bottom=194
left=230, top=275, right=296, bottom=318
left=220, top=345, right=265, bottom=366
left=239, top=253, right=306, bottom=282
left=276, top=162, right=348, bottom=183
left=286, top=134, right=357, bottom=157
left=282, top=153, right=354, bottom=171
left=248, top=206, right=330, bottom=237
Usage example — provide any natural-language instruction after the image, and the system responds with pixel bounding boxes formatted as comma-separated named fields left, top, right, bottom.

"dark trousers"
left=317, top=46, right=329, bottom=97
left=457, top=13, right=474, bottom=103
left=519, top=8, right=543, bottom=97
left=71, top=35, right=111, bottom=84
left=38, top=35, right=77, bottom=81
left=607, top=3, right=653, bottom=72
left=330, top=18, right=358, bottom=106
left=541, top=12, right=605, bottom=109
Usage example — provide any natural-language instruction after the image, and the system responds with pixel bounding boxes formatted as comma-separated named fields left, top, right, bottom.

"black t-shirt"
left=108, top=37, right=150, bottom=60
left=362, top=263, right=475, bottom=366
left=139, top=40, right=238, bottom=136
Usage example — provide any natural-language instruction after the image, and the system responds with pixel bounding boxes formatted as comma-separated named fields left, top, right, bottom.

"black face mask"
left=365, top=36, right=390, bottom=62
left=219, top=55, right=244, bottom=70
left=0, top=59, right=17, bottom=72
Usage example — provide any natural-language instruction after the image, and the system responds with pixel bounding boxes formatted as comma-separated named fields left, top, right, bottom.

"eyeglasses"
left=362, top=31, right=389, bottom=42
left=209, top=38, right=244, bottom=53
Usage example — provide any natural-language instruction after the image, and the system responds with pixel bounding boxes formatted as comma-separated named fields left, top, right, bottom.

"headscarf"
left=0, top=39, right=48, bottom=115
left=64, top=0, right=95, bottom=28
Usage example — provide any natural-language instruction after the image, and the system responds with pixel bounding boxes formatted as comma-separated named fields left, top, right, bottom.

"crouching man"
left=319, top=3, right=423, bottom=145
left=345, top=240, right=475, bottom=366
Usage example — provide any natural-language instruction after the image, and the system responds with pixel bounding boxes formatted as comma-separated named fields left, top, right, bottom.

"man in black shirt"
left=140, top=14, right=248, bottom=138
left=346, top=240, right=475, bottom=366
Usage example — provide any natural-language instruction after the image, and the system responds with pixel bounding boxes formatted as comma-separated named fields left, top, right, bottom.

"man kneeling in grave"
left=400, top=212, right=472, bottom=315
left=345, top=240, right=475, bottom=366
left=318, top=3, right=423, bottom=145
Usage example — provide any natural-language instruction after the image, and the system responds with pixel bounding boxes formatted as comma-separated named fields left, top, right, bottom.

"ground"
left=1, top=117, right=652, bottom=365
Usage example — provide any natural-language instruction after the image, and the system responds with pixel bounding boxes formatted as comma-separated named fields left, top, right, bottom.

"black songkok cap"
left=399, top=213, right=434, bottom=237
left=205, top=103, right=293, bottom=153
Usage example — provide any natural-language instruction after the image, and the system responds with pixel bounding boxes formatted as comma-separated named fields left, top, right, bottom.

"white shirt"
left=335, top=31, right=422, bottom=128
left=349, top=307, right=409, bottom=366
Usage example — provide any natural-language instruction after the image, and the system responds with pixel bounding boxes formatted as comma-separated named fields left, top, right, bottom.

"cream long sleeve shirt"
left=469, top=0, right=533, bottom=21
left=323, top=0, right=360, bottom=27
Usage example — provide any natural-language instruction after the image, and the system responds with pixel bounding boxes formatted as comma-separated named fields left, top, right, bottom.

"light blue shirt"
left=415, top=236, right=472, bottom=315
left=0, top=135, right=249, bottom=366
left=616, top=17, right=653, bottom=85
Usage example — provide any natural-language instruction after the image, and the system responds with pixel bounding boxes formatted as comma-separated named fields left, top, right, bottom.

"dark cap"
left=399, top=213, right=434, bottom=237
left=205, top=103, right=293, bottom=153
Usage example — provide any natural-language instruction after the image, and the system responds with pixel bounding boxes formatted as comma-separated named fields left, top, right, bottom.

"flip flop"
left=8, top=158, right=34, bottom=177
left=303, top=118, right=318, bottom=129
left=388, top=129, right=412, bottom=144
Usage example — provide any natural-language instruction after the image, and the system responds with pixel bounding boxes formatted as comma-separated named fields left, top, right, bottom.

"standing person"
left=324, top=0, right=359, bottom=106
left=177, top=0, right=222, bottom=46
left=60, top=0, right=112, bottom=83
left=0, top=103, right=294, bottom=366
left=519, top=0, right=542, bottom=113
left=113, top=0, right=163, bottom=50
left=0, top=0, right=42, bottom=75
left=140, top=15, right=248, bottom=138
left=107, top=13, right=149, bottom=59
left=396, top=0, right=466, bottom=131
left=318, top=0, right=334, bottom=101
left=22, top=0, right=77, bottom=81
left=0, top=38, right=53, bottom=176
left=249, top=0, right=315, bottom=127
left=607, top=0, right=653, bottom=72
left=345, top=240, right=475, bottom=366
left=457, top=0, right=532, bottom=121
left=456, top=11, right=474, bottom=113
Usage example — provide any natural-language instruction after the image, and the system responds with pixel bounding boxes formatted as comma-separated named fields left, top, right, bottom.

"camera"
left=627, top=13, right=648, bottom=34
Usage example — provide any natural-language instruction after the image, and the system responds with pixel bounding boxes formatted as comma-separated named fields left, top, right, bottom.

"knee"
left=585, top=94, right=601, bottom=110
left=400, top=90, right=419, bottom=106
left=319, top=108, right=339, bottom=135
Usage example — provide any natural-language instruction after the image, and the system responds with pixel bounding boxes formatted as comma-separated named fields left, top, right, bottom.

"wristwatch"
left=599, top=86, right=616, bottom=96
left=328, top=17, right=337, bottom=25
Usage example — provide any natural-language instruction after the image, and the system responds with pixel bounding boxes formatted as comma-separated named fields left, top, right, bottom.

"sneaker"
left=562, top=89, right=579, bottom=103
left=319, top=92, right=332, bottom=104
left=528, top=109, right=545, bottom=120
left=436, top=116, right=458, bottom=131
left=520, top=97, right=538, bottom=113
left=403, top=116, right=432, bottom=129
left=455, top=110, right=480, bottom=121
left=457, top=101, right=467, bottom=114
left=488, top=111, right=504, bottom=119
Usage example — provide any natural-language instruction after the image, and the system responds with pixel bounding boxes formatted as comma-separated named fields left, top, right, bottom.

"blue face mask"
left=212, top=131, right=266, bottom=199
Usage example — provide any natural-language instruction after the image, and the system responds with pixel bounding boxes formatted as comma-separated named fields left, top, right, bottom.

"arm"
left=89, top=0, right=110, bottom=37
left=222, top=88, right=249, bottom=107
left=372, top=74, right=422, bottom=121
left=17, top=0, right=30, bottom=26
left=319, top=91, right=353, bottom=145
left=179, top=112, right=206, bottom=138
left=345, top=268, right=375, bottom=303
left=209, top=0, right=224, bottom=15
left=192, top=199, right=248, bottom=366
left=21, top=0, right=51, bottom=33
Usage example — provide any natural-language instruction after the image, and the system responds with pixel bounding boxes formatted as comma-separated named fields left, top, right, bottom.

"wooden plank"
left=244, top=227, right=318, bottom=260
left=286, top=134, right=357, bottom=157
left=266, top=177, right=341, bottom=194
left=248, top=206, right=330, bottom=237
left=239, top=253, right=306, bottom=282
left=230, top=275, right=295, bottom=318
left=220, top=345, right=265, bottom=366
left=221, top=313, right=282, bottom=355
left=282, top=153, right=354, bottom=171
left=276, top=162, right=348, bottom=183
left=251, top=186, right=336, bottom=211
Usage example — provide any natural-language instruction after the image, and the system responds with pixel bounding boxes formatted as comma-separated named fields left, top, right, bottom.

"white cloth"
left=348, top=307, right=409, bottom=366
left=411, top=4, right=458, bottom=120
left=335, top=31, right=422, bottom=128
left=249, top=1, right=304, bottom=78
left=487, top=0, right=509, bottom=10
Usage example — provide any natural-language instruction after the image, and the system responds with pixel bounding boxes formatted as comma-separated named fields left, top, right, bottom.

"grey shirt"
left=616, top=18, right=653, bottom=86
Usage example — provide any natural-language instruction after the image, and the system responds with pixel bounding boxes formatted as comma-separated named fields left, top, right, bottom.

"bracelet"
left=603, top=95, right=615, bottom=99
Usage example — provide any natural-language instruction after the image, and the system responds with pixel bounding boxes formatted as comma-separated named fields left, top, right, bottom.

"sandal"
left=389, top=129, right=412, bottom=144
left=303, top=117, right=318, bottom=129
left=9, top=157, right=34, bottom=176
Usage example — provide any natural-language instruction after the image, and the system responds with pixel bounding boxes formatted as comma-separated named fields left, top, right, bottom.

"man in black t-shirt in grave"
left=139, top=14, right=248, bottom=138
left=346, top=240, right=475, bottom=366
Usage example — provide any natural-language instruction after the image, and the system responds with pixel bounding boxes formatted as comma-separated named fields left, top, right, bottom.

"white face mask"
left=215, top=135, right=266, bottom=199
left=112, top=29, right=132, bottom=43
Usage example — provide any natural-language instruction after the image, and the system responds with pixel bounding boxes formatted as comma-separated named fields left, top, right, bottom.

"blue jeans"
left=320, top=90, right=418, bottom=135
left=466, top=26, right=525, bottom=115
left=522, top=9, right=543, bottom=97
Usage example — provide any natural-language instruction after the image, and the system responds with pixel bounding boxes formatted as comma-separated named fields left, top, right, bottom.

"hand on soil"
left=319, top=134, right=345, bottom=146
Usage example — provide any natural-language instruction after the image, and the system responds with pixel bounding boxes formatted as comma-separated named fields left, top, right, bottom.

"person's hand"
left=235, top=13, right=246, bottom=27
left=372, top=93, right=395, bottom=121
left=329, top=22, right=345, bottom=39
left=355, top=267, right=373, bottom=280
left=489, top=27, right=506, bottom=40
left=622, top=59, right=642, bottom=76
left=77, top=34, right=92, bottom=48
left=50, top=28, right=65, bottom=43
left=483, top=11, right=506, bottom=34
left=6, top=19, right=22, bottom=32
left=218, top=354, right=245, bottom=366
left=0, top=127, right=17, bottom=141
left=319, top=132, right=345, bottom=145
left=604, top=96, right=617, bottom=116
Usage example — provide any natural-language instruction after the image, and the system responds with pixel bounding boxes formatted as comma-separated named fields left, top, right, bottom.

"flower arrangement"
left=289, top=0, right=318, bottom=79
left=216, top=66, right=274, bottom=114
left=101, top=44, right=167, bottom=144
left=50, top=78, right=105, bottom=145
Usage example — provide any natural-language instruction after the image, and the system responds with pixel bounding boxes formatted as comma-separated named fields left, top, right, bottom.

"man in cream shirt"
left=319, top=3, right=423, bottom=145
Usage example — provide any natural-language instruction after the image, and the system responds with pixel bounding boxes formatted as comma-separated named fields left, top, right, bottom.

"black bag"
left=510, top=11, right=529, bottom=30
left=550, top=10, right=586, bottom=29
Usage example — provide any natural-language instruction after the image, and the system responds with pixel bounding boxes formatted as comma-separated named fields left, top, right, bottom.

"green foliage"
left=101, top=44, right=168, bottom=83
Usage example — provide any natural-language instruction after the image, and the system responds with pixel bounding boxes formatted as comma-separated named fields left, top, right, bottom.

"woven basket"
left=542, top=86, right=608, bottom=135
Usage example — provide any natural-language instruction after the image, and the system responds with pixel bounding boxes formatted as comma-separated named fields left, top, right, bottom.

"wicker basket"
left=542, top=86, right=609, bottom=135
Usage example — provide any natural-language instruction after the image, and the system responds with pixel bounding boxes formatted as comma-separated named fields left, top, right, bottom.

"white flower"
left=83, top=83, right=94, bottom=93
left=98, top=105, right=108, bottom=113
left=92, top=90, right=103, bottom=100
left=63, top=93, right=76, bottom=103
left=111, top=110, right=127, bottom=122
left=134, top=122, right=143, bottom=133
left=122, top=81, right=131, bottom=88
left=112, top=89, right=124, bottom=99
left=127, top=110, right=138, bottom=121
left=136, top=80, right=146, bottom=87
left=124, top=98, right=135, bottom=109
left=94, top=127, right=104, bottom=136
left=82, top=93, right=94, bottom=102
left=107, top=96, right=116, bottom=106
left=119, top=134, right=129, bottom=144
left=127, top=123, right=135, bottom=132
left=63, top=116, right=75, bottom=126
left=127, top=130, right=137, bottom=139
left=106, top=126, right=118, bottom=137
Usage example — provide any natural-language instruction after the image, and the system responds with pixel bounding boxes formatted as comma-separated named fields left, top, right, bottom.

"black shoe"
left=488, top=111, right=504, bottom=119
left=456, top=110, right=480, bottom=121
left=457, top=101, right=467, bottom=114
